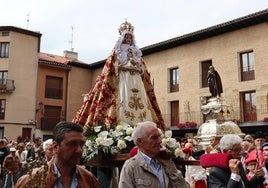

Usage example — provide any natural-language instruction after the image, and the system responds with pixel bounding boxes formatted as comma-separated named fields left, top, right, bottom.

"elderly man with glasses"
left=208, top=134, right=264, bottom=188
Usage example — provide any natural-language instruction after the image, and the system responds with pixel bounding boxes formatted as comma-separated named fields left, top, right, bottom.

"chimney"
left=64, top=50, right=78, bottom=60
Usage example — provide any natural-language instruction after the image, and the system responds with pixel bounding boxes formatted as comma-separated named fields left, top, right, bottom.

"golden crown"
left=118, top=20, right=134, bottom=35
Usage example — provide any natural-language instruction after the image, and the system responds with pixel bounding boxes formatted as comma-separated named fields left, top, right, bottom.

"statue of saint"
left=207, top=66, right=223, bottom=98
left=72, top=20, right=166, bottom=188
left=72, top=20, right=165, bottom=130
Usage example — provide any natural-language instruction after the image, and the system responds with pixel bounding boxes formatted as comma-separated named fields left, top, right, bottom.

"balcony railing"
left=0, top=79, right=15, bottom=93
left=242, top=66, right=255, bottom=81
left=162, top=103, right=268, bottom=128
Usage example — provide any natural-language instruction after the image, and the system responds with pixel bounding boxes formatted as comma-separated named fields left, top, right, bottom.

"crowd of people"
left=0, top=121, right=99, bottom=188
left=0, top=136, right=34, bottom=187
left=0, top=121, right=267, bottom=188
left=0, top=19, right=266, bottom=187
left=118, top=122, right=268, bottom=188
left=178, top=132, right=268, bottom=188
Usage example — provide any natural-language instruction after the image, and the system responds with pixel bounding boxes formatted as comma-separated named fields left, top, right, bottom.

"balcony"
left=164, top=103, right=268, bottom=137
left=0, top=79, right=15, bottom=93
left=164, top=103, right=268, bottom=127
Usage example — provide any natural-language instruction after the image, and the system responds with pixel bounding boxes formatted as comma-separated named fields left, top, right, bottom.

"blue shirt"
left=141, top=152, right=165, bottom=188
left=53, top=162, right=78, bottom=188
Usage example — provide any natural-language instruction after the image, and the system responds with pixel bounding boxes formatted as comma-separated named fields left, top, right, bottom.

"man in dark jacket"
left=26, top=137, right=43, bottom=162
left=208, top=134, right=264, bottom=188
left=0, top=139, right=9, bottom=185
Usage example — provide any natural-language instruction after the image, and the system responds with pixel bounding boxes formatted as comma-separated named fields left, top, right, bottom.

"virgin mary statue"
left=73, top=20, right=165, bottom=131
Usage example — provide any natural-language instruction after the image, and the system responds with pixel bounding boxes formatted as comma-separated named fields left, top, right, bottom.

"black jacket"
left=26, top=146, right=44, bottom=162
left=209, top=166, right=264, bottom=188
left=0, top=147, right=9, bottom=165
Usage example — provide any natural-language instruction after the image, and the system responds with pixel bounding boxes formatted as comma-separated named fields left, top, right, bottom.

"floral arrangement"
left=83, top=122, right=184, bottom=161
left=83, top=122, right=135, bottom=161
left=160, top=129, right=185, bottom=159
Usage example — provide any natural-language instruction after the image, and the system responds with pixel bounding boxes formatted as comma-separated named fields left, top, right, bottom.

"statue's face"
left=209, top=66, right=214, bottom=72
left=124, top=34, right=133, bottom=45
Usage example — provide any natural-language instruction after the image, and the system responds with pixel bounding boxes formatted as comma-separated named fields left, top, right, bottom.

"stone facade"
left=142, top=22, right=268, bottom=128
left=0, top=27, right=41, bottom=140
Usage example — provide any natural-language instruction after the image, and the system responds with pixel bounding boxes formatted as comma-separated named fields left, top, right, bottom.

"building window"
left=0, top=71, right=8, bottom=90
left=170, top=101, right=179, bottom=126
left=0, top=42, right=9, bottom=58
left=170, top=67, right=179, bottom=92
left=201, top=60, right=212, bottom=88
left=0, top=99, right=6, bottom=119
left=2, top=32, right=9, bottom=36
left=41, top=105, right=61, bottom=131
left=240, top=51, right=255, bottom=81
left=241, top=91, right=256, bottom=122
left=0, top=71, right=8, bottom=83
left=45, top=76, right=63, bottom=99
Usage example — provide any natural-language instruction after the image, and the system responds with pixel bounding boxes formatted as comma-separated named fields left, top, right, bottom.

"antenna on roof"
left=27, top=11, right=31, bottom=29
left=69, top=26, right=74, bottom=51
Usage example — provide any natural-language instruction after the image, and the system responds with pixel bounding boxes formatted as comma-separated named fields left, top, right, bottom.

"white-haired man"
left=208, top=134, right=264, bottom=188
left=119, top=121, right=189, bottom=188
left=42, top=138, right=54, bottom=161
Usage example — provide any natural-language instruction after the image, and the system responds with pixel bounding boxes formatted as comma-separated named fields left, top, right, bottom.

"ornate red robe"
left=73, top=51, right=165, bottom=131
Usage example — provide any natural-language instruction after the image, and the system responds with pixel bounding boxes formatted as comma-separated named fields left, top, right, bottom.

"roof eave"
left=141, top=9, right=268, bottom=55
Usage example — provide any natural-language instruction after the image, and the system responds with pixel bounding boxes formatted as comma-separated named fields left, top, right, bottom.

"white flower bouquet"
left=83, top=122, right=184, bottom=161
left=158, top=129, right=185, bottom=159
left=83, top=122, right=135, bottom=161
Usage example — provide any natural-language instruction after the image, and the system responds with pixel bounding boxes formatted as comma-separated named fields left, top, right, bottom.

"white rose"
left=126, top=127, right=133, bottom=135
left=96, top=137, right=102, bottom=145
left=97, top=131, right=109, bottom=138
left=164, top=130, right=172, bottom=138
left=166, top=138, right=177, bottom=148
left=87, top=145, right=93, bottom=151
left=117, top=139, right=127, bottom=150
left=85, top=140, right=92, bottom=147
left=100, top=138, right=114, bottom=146
left=124, top=136, right=132, bottom=141
left=175, top=142, right=182, bottom=148
left=94, top=126, right=102, bottom=132
left=174, top=148, right=184, bottom=158
left=112, top=130, right=123, bottom=137
left=161, top=138, right=167, bottom=147
left=116, top=125, right=123, bottom=132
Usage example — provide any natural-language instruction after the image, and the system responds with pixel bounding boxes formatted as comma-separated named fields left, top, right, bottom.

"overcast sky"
left=1, top=0, right=268, bottom=63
